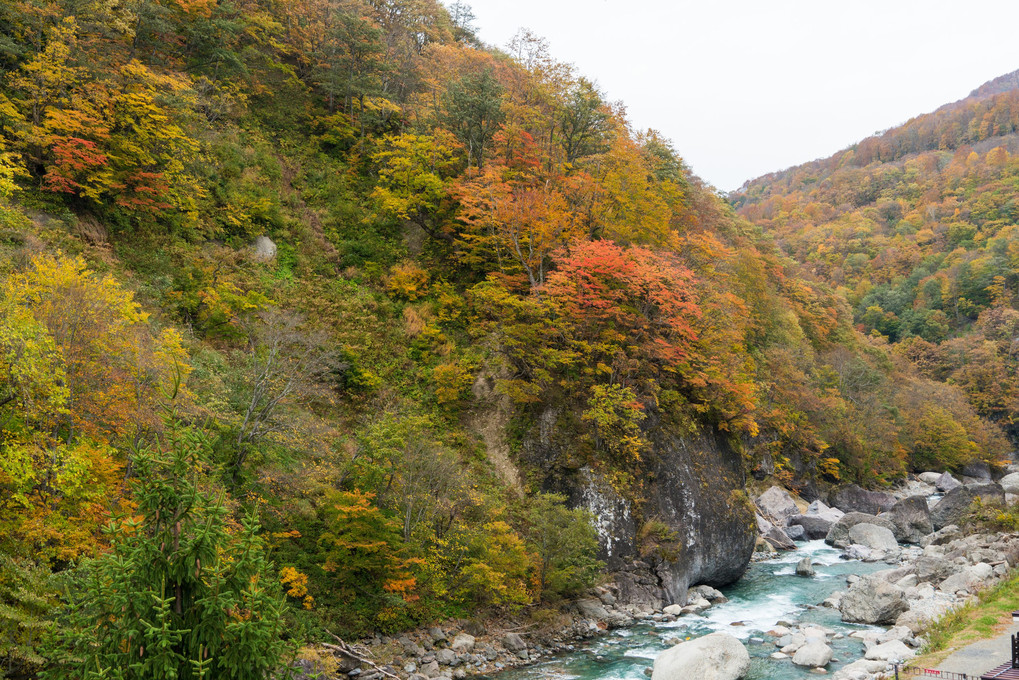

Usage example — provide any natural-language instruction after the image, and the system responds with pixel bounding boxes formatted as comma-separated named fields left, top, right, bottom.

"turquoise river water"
left=483, top=540, right=888, bottom=680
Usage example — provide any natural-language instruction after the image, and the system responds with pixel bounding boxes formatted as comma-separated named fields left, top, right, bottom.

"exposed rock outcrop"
left=535, top=419, right=755, bottom=607
left=757, top=514, right=796, bottom=551
left=795, top=556, right=814, bottom=577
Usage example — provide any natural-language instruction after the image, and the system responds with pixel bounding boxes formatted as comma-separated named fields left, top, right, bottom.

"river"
left=482, top=540, right=889, bottom=680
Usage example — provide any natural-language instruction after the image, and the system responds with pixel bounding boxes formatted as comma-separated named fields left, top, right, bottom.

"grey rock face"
left=651, top=633, right=750, bottom=680
left=825, top=512, right=897, bottom=548
left=917, top=472, right=942, bottom=485
left=832, top=484, right=897, bottom=515
left=784, top=523, right=806, bottom=541
left=755, top=486, right=799, bottom=523
left=939, top=563, right=994, bottom=594
left=542, top=423, right=755, bottom=606
left=839, top=577, right=908, bottom=624
left=887, top=495, right=934, bottom=544
left=930, top=483, right=1005, bottom=530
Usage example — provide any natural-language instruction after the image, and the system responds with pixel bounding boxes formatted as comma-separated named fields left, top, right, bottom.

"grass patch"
left=909, top=570, right=1019, bottom=670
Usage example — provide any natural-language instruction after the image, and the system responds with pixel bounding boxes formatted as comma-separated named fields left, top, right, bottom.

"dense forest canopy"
left=0, top=0, right=1013, bottom=676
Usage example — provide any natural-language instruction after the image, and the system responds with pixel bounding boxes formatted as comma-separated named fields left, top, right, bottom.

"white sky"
left=460, top=0, right=1019, bottom=191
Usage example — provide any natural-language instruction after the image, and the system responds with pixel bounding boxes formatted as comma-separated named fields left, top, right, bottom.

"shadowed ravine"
left=482, top=541, right=887, bottom=680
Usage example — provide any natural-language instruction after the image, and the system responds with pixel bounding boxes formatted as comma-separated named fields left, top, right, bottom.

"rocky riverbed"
left=299, top=468, right=1019, bottom=680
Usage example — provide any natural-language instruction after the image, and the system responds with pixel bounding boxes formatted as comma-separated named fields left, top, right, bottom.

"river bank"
left=298, top=470, right=1019, bottom=680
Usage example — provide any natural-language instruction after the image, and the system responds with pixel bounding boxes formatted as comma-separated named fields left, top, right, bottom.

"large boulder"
left=917, top=472, right=942, bottom=485
left=939, top=563, right=995, bottom=594
left=763, top=525, right=796, bottom=551
left=689, top=585, right=727, bottom=603
left=450, top=634, right=475, bottom=653
left=652, top=633, right=750, bottom=680
left=864, top=640, right=915, bottom=663
left=796, top=556, right=815, bottom=577
left=575, top=598, right=610, bottom=620
left=840, top=577, right=908, bottom=624
left=847, top=523, right=899, bottom=552
left=999, top=472, right=1019, bottom=495
left=807, top=499, right=844, bottom=519
left=930, top=483, right=1005, bottom=530
left=755, top=486, right=799, bottom=524
left=838, top=659, right=897, bottom=678
left=756, top=513, right=795, bottom=550
left=788, top=514, right=836, bottom=540
left=935, top=472, right=962, bottom=492
left=961, top=461, right=992, bottom=481
left=832, top=484, right=897, bottom=515
left=792, top=641, right=833, bottom=668
left=786, top=500, right=845, bottom=540
left=501, top=633, right=526, bottom=652
left=887, top=496, right=934, bottom=544
left=251, top=235, right=277, bottom=261
left=784, top=524, right=806, bottom=541
left=825, top=512, right=896, bottom=548
left=913, top=555, right=955, bottom=584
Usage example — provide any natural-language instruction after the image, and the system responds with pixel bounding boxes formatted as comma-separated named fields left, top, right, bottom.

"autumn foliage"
left=0, top=1, right=1016, bottom=674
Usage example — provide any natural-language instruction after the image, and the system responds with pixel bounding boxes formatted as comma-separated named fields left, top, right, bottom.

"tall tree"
left=43, top=424, right=292, bottom=680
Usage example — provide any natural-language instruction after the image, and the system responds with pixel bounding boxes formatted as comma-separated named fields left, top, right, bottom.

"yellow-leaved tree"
left=0, top=253, right=190, bottom=561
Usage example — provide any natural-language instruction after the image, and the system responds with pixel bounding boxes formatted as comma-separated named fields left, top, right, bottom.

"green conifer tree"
left=43, top=424, right=292, bottom=680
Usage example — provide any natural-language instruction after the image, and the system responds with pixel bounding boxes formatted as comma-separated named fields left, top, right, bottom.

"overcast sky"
left=460, top=0, right=1019, bottom=191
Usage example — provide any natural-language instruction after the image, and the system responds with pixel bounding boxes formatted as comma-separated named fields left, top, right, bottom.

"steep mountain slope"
left=0, top=2, right=1013, bottom=675
left=734, top=69, right=1019, bottom=445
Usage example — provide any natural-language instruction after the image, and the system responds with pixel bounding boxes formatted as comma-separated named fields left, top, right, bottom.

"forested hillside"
left=0, top=1, right=1011, bottom=676
left=734, top=71, right=1019, bottom=446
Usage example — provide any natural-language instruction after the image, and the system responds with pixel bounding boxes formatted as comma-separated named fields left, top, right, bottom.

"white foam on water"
left=657, top=590, right=800, bottom=640
left=767, top=539, right=842, bottom=565
left=703, top=591, right=800, bottom=637
left=621, top=647, right=659, bottom=660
